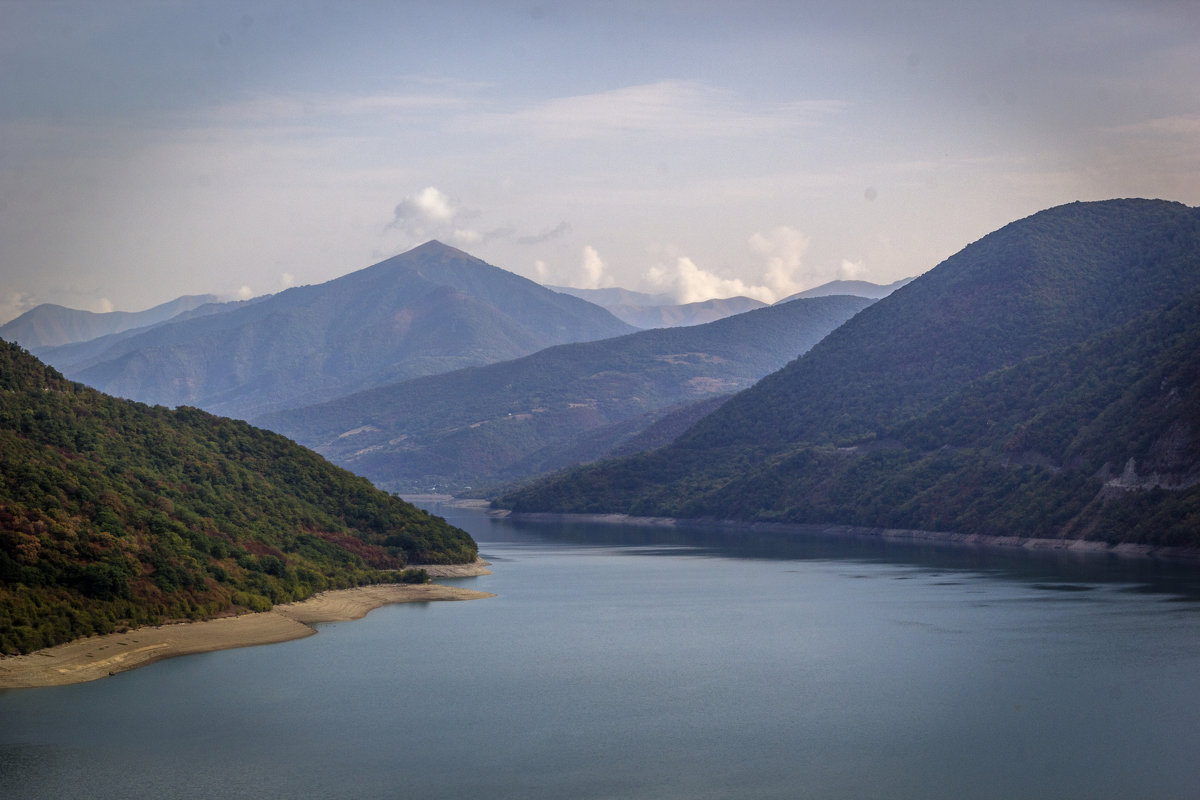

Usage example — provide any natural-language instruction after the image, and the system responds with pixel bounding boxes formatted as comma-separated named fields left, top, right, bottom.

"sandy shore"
left=0, top=562, right=493, bottom=690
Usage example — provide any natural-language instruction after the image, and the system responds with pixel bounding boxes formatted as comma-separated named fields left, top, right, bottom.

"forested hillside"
left=0, top=340, right=476, bottom=655
left=497, top=200, right=1200, bottom=548
left=262, top=295, right=872, bottom=492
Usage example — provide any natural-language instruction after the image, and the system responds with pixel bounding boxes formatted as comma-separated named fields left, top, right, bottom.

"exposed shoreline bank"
left=498, top=510, right=1200, bottom=562
left=0, top=560, right=494, bottom=690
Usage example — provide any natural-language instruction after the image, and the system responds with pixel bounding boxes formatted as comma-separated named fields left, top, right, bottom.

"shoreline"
left=499, top=510, right=1200, bottom=562
left=0, top=560, right=494, bottom=690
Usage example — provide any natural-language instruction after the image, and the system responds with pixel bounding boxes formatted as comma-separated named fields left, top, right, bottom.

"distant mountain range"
left=498, top=199, right=1200, bottom=549
left=553, top=278, right=911, bottom=329
left=38, top=242, right=635, bottom=420
left=601, top=297, right=769, bottom=329
left=0, top=339, right=476, bottom=655
left=260, top=294, right=873, bottom=493
left=0, top=294, right=221, bottom=350
left=549, top=286, right=767, bottom=328
left=548, top=286, right=675, bottom=307
left=778, top=277, right=914, bottom=303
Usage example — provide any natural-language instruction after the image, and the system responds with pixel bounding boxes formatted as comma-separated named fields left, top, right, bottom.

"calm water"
left=3, top=505, right=1200, bottom=799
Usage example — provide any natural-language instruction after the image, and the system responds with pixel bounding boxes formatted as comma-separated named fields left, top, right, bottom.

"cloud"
left=748, top=226, right=812, bottom=298
left=92, top=297, right=114, bottom=314
left=838, top=259, right=866, bottom=280
left=579, top=246, right=615, bottom=289
left=236, top=285, right=254, bottom=300
left=529, top=246, right=615, bottom=289
left=0, top=290, right=37, bottom=325
left=646, top=256, right=772, bottom=304
left=386, top=189, right=569, bottom=253
left=280, top=272, right=296, bottom=289
left=390, top=186, right=456, bottom=230
left=517, top=221, right=572, bottom=245
left=644, top=227, right=819, bottom=304
left=386, top=186, right=502, bottom=248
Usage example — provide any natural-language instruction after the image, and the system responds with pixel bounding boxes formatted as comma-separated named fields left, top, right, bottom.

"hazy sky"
left=2, top=0, right=1198, bottom=321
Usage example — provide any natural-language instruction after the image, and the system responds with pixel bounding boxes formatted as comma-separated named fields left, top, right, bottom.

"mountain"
left=32, top=296, right=264, bottom=367
left=778, top=277, right=914, bottom=302
left=0, top=294, right=220, bottom=350
left=549, top=286, right=675, bottom=307
left=0, top=339, right=477, bottom=655
left=260, top=294, right=874, bottom=493
left=41, top=242, right=635, bottom=420
left=497, top=199, right=1200, bottom=547
left=550, top=285, right=768, bottom=328
left=602, top=296, right=769, bottom=328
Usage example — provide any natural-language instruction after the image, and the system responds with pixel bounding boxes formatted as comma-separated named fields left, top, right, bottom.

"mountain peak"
left=411, top=239, right=458, bottom=252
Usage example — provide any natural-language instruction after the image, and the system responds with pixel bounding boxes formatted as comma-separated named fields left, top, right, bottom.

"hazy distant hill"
left=43, top=242, right=634, bottom=420
left=34, top=296, right=264, bottom=367
left=778, top=277, right=914, bottom=303
left=549, top=286, right=675, bottom=307
left=0, top=339, right=476, bottom=655
left=602, top=297, right=768, bottom=328
left=498, top=199, right=1200, bottom=547
left=0, top=294, right=220, bottom=350
left=550, top=285, right=767, bottom=328
left=261, top=295, right=873, bottom=493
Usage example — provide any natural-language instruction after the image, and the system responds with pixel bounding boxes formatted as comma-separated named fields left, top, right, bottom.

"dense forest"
left=0, top=340, right=476, bottom=655
left=497, top=200, right=1200, bottom=548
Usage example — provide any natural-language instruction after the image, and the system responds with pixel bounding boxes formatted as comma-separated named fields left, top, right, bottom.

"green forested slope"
left=262, top=294, right=872, bottom=492
left=0, top=340, right=476, bottom=654
left=497, top=200, right=1200, bottom=547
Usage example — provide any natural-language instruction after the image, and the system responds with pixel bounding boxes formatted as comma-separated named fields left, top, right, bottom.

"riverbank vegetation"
left=0, top=340, right=475, bottom=654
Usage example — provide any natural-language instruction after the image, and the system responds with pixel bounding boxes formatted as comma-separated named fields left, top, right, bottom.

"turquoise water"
left=3, top=505, right=1200, bottom=799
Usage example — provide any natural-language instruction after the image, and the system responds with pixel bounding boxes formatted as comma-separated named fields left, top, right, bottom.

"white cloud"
left=748, top=226, right=812, bottom=298
left=237, top=285, right=254, bottom=300
left=280, top=272, right=296, bottom=289
left=0, top=290, right=37, bottom=325
left=646, top=256, right=773, bottom=304
left=387, top=186, right=493, bottom=248
left=391, top=186, right=456, bottom=228
left=838, top=259, right=866, bottom=280
left=580, top=246, right=615, bottom=289
left=452, top=228, right=483, bottom=246
left=526, top=246, right=615, bottom=290
left=643, top=227, right=822, bottom=303
left=92, top=297, right=115, bottom=314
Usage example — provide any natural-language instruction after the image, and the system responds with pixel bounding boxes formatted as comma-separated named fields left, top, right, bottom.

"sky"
left=2, top=0, right=1199, bottom=322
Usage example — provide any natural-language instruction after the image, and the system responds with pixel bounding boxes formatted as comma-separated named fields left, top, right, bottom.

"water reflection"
left=424, top=502, right=1200, bottom=603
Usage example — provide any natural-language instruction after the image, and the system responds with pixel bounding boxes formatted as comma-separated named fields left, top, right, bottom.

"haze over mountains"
left=498, top=199, right=1200, bottom=548
left=11, top=199, right=1200, bottom=555
left=0, top=294, right=221, bottom=350
left=778, top=277, right=914, bottom=302
left=37, top=242, right=635, bottom=420
left=261, top=294, right=873, bottom=493
left=553, top=277, right=911, bottom=328
left=550, top=286, right=769, bottom=328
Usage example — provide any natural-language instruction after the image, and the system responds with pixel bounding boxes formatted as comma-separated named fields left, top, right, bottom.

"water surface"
left=3, top=506, right=1199, bottom=799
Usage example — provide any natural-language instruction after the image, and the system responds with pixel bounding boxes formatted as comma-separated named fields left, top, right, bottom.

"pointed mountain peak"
left=410, top=239, right=459, bottom=254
